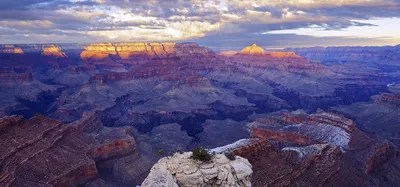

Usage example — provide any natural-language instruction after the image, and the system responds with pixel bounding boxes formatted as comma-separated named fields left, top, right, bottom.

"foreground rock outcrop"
left=142, top=152, right=252, bottom=187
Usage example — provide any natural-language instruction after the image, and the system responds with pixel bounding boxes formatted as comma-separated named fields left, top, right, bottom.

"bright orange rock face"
left=239, top=43, right=265, bottom=54
left=0, top=45, right=24, bottom=54
left=42, top=44, right=67, bottom=57
left=80, top=43, right=117, bottom=61
left=230, top=44, right=325, bottom=72
left=80, top=42, right=178, bottom=62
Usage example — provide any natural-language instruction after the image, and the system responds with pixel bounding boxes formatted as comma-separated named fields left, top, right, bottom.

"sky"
left=0, top=0, right=399, bottom=49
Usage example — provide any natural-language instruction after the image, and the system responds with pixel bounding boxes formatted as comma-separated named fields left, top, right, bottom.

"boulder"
left=142, top=152, right=252, bottom=187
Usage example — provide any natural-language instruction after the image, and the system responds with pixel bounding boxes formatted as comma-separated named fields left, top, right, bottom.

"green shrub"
left=192, top=147, right=212, bottom=162
left=157, top=149, right=164, bottom=156
left=224, top=152, right=236, bottom=160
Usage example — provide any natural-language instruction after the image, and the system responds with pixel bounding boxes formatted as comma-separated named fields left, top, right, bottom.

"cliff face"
left=234, top=111, right=400, bottom=187
left=230, top=44, right=321, bottom=72
left=0, top=114, right=97, bottom=187
left=0, top=73, right=33, bottom=83
left=0, top=113, right=144, bottom=187
left=376, top=93, right=400, bottom=106
left=0, top=44, right=83, bottom=54
left=331, top=91, right=400, bottom=148
left=42, top=44, right=67, bottom=58
left=80, top=42, right=216, bottom=64
left=142, top=152, right=252, bottom=187
left=0, top=45, right=24, bottom=54
left=248, top=112, right=360, bottom=149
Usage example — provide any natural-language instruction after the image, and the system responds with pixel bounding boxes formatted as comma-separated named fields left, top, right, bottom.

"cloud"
left=0, top=0, right=399, bottom=47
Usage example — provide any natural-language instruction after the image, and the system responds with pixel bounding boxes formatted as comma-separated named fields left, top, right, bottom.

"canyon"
left=0, top=42, right=399, bottom=186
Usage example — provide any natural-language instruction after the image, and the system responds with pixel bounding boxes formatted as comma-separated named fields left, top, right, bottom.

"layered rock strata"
left=231, top=44, right=323, bottom=72
left=142, top=152, right=252, bottom=187
left=234, top=111, right=400, bottom=187
left=0, top=112, right=142, bottom=187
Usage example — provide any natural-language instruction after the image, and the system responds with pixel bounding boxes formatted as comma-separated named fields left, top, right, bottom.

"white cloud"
left=266, top=17, right=400, bottom=45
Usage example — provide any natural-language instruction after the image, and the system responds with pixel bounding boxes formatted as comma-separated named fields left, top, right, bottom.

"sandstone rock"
left=366, top=141, right=400, bottom=173
left=0, top=112, right=146, bottom=187
left=248, top=111, right=359, bottom=149
left=141, top=162, right=178, bottom=187
left=142, top=152, right=253, bottom=187
left=42, top=44, right=67, bottom=58
left=0, top=45, right=24, bottom=54
left=240, top=43, right=265, bottom=54
left=0, top=114, right=98, bottom=187
left=232, top=44, right=321, bottom=72
left=376, top=93, right=400, bottom=106
left=234, top=111, right=400, bottom=187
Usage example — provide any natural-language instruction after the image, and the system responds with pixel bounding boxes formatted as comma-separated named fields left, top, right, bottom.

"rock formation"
left=0, top=112, right=147, bottom=187
left=1, top=41, right=400, bottom=186
left=42, top=44, right=67, bottom=58
left=231, top=44, right=320, bottom=72
left=142, top=152, right=252, bottom=187
left=80, top=42, right=217, bottom=65
left=232, top=111, right=400, bottom=187
left=0, top=45, right=24, bottom=54
left=239, top=43, right=265, bottom=54
left=0, top=73, right=33, bottom=82
left=0, top=114, right=98, bottom=186
left=331, top=91, right=400, bottom=147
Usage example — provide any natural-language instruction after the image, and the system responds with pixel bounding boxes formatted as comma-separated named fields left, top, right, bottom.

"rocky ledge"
left=234, top=111, right=400, bottom=187
left=142, top=152, right=252, bottom=187
left=0, top=112, right=145, bottom=187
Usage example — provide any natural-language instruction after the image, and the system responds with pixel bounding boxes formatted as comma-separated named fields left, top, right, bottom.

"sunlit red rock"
left=41, top=44, right=67, bottom=58
left=229, top=44, right=325, bottom=72
left=0, top=45, right=24, bottom=54
left=239, top=43, right=265, bottom=54
left=80, top=43, right=117, bottom=61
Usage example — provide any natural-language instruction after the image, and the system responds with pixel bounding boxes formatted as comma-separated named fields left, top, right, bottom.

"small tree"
left=224, top=152, right=236, bottom=161
left=157, top=149, right=165, bottom=156
left=192, top=147, right=212, bottom=162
